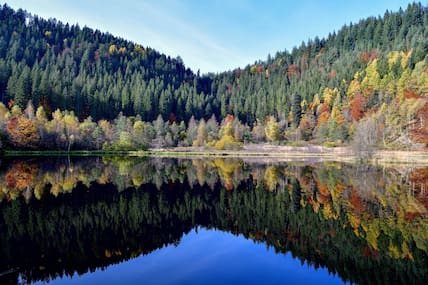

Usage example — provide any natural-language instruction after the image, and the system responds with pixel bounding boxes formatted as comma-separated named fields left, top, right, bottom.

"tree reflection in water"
left=0, top=157, right=427, bottom=284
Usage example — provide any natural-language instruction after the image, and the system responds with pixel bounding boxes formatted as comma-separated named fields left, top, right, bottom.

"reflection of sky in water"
left=34, top=228, right=348, bottom=285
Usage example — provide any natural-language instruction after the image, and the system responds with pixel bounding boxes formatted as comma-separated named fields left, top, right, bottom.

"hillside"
left=211, top=2, right=428, bottom=146
left=1, top=2, right=428, bottom=150
left=0, top=4, right=200, bottom=122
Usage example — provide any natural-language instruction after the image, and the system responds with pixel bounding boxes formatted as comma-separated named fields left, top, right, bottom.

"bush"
left=213, top=135, right=243, bottom=150
left=323, top=141, right=337, bottom=148
left=102, top=142, right=147, bottom=151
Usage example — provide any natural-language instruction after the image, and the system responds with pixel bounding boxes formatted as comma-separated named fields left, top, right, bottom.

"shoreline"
left=147, top=146, right=428, bottom=165
left=3, top=144, right=428, bottom=165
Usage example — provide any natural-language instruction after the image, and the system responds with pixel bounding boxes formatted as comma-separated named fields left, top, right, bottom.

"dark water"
left=0, top=157, right=427, bottom=285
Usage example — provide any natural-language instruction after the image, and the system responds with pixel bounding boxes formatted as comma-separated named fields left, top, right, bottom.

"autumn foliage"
left=410, top=102, right=428, bottom=145
left=6, top=116, right=40, bottom=149
left=350, top=95, right=366, bottom=121
left=5, top=161, right=38, bottom=190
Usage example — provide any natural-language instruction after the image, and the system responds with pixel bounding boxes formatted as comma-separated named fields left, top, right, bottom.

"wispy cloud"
left=130, top=1, right=248, bottom=72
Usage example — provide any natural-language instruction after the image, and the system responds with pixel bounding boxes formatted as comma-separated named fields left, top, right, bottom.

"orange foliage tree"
left=7, top=116, right=40, bottom=149
left=317, top=112, right=330, bottom=127
left=350, top=95, right=367, bottom=121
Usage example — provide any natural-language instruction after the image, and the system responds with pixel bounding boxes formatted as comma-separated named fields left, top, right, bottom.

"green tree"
left=15, top=66, right=31, bottom=107
left=292, top=93, right=302, bottom=128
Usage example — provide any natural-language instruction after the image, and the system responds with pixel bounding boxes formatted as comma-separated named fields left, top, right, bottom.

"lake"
left=0, top=157, right=427, bottom=284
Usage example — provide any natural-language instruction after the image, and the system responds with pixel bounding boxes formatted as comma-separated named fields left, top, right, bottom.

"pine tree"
left=291, top=93, right=302, bottom=128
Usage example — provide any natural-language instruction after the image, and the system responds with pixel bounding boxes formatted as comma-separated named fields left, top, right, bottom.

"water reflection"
left=0, top=157, right=427, bottom=284
left=29, top=228, right=347, bottom=285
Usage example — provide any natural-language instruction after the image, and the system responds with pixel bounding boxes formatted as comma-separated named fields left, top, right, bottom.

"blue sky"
left=3, top=0, right=421, bottom=73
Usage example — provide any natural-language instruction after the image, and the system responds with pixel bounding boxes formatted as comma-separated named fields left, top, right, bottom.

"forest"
left=1, top=3, right=428, bottom=151
left=0, top=157, right=427, bottom=284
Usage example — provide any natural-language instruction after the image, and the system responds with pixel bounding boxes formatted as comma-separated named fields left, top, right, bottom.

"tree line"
left=0, top=101, right=249, bottom=150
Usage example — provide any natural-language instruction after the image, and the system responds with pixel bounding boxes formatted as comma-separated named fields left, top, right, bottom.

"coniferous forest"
left=1, top=3, right=428, bottom=151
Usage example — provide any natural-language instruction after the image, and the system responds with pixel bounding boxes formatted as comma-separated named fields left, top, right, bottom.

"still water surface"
left=32, top=229, right=346, bottom=285
left=0, top=157, right=426, bottom=284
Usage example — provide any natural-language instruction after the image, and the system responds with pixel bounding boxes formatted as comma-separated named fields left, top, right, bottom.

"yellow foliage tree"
left=134, top=45, right=144, bottom=54
left=264, top=116, right=279, bottom=142
left=346, top=72, right=361, bottom=99
left=322, top=87, right=339, bottom=107
left=109, top=44, right=118, bottom=55
left=412, top=60, right=428, bottom=96
left=361, top=59, right=381, bottom=94
left=312, top=94, right=320, bottom=112
left=211, top=115, right=242, bottom=150
left=63, top=112, right=79, bottom=151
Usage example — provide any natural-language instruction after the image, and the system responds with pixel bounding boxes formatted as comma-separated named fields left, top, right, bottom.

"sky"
left=2, top=0, right=422, bottom=73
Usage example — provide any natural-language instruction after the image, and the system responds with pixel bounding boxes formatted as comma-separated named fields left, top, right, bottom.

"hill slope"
left=0, top=4, right=202, bottom=121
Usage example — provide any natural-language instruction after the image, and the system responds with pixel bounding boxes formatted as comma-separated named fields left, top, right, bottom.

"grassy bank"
left=3, top=146, right=428, bottom=165
left=2, top=149, right=339, bottom=158
left=3, top=150, right=133, bottom=157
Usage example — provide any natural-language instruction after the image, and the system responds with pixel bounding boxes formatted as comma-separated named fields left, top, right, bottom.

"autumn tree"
left=132, top=120, right=147, bottom=147
left=211, top=115, right=242, bottom=150
left=194, top=119, right=208, bottom=146
left=7, top=116, right=40, bottom=149
left=265, top=116, right=279, bottom=142
left=350, top=95, right=366, bottom=121
left=298, top=114, right=316, bottom=141
left=63, top=111, right=79, bottom=151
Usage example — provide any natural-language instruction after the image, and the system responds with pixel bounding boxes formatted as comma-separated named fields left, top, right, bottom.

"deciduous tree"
left=265, top=116, right=279, bottom=142
left=7, top=116, right=40, bottom=149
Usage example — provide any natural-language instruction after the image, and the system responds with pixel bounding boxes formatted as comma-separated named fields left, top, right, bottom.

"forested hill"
left=0, top=3, right=204, bottom=121
left=2, top=2, right=428, bottom=147
left=214, top=2, right=428, bottom=123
